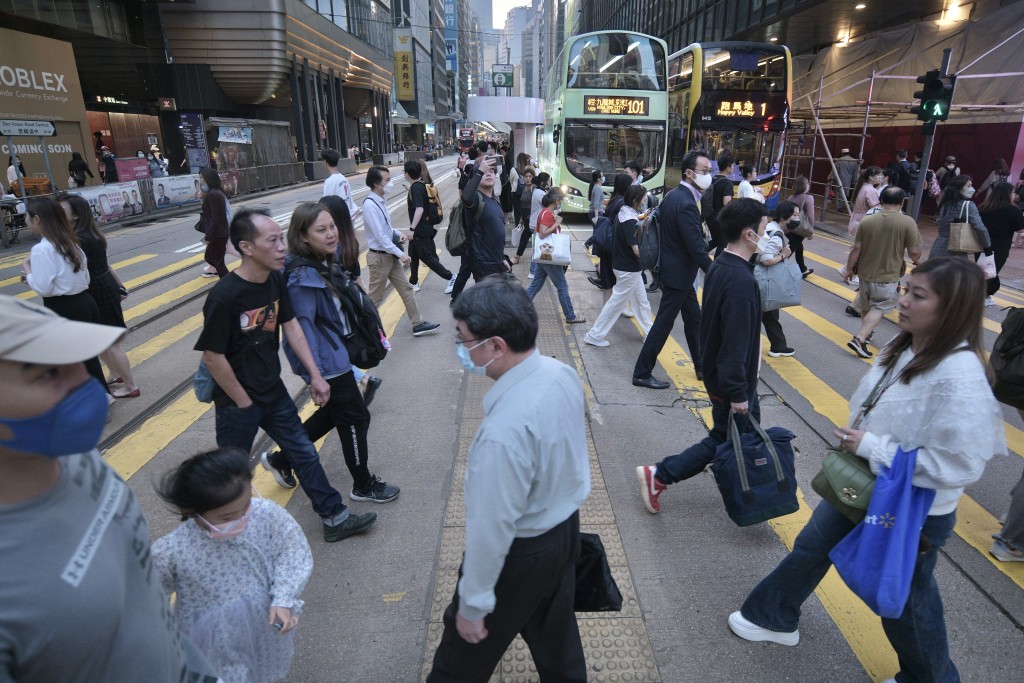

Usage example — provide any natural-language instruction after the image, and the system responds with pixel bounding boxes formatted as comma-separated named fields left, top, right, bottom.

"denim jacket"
left=282, top=256, right=351, bottom=383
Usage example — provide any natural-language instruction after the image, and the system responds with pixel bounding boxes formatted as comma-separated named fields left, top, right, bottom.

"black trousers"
left=43, top=292, right=107, bottom=389
left=597, top=252, right=616, bottom=288
left=427, top=512, right=586, bottom=683
left=409, top=237, right=453, bottom=284
left=296, top=371, right=372, bottom=490
left=787, top=233, right=808, bottom=273
left=450, top=250, right=474, bottom=302
left=472, top=261, right=508, bottom=282
left=762, top=308, right=789, bottom=351
left=633, top=283, right=702, bottom=379
left=515, top=224, right=533, bottom=257
left=204, top=237, right=228, bottom=277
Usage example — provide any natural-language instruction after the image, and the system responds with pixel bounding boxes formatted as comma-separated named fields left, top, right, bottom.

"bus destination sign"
left=702, top=92, right=789, bottom=127
left=584, top=95, right=649, bottom=116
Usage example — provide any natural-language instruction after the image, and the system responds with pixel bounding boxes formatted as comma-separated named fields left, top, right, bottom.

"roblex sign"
left=0, top=27, right=95, bottom=184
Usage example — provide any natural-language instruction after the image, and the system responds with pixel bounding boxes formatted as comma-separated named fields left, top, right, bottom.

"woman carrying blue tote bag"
left=829, top=447, right=936, bottom=618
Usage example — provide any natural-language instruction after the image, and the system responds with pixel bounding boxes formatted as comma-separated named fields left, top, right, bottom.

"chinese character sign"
left=583, top=96, right=649, bottom=116
left=395, top=51, right=414, bottom=101
left=444, top=2, right=458, bottom=72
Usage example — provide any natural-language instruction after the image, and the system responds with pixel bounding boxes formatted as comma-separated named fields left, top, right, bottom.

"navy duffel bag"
left=711, top=414, right=799, bottom=527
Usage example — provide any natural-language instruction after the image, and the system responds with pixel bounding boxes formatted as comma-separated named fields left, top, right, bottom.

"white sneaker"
left=985, top=296, right=995, bottom=307
left=881, top=679, right=896, bottom=683
left=528, top=273, right=534, bottom=279
left=837, top=265, right=848, bottom=279
left=849, top=275, right=860, bottom=286
left=411, top=284, right=421, bottom=292
left=583, top=333, right=609, bottom=347
left=727, top=611, right=799, bottom=646
left=444, top=274, right=457, bottom=294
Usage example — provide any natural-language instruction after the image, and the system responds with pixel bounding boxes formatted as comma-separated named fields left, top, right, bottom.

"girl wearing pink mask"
left=153, top=447, right=313, bottom=683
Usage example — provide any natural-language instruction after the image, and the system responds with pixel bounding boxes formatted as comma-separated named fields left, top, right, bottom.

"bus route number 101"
left=584, top=96, right=649, bottom=116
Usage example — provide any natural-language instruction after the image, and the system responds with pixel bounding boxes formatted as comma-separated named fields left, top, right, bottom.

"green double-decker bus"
left=539, top=31, right=669, bottom=214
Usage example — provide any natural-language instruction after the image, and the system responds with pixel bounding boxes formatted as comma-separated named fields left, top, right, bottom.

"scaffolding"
left=780, top=2, right=1024, bottom=225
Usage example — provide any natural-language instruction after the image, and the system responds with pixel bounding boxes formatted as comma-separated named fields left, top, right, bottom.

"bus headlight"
left=560, top=184, right=583, bottom=197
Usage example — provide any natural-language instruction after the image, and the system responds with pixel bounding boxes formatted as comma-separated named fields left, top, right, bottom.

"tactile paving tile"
left=443, top=488, right=465, bottom=527
left=429, top=567, right=459, bottom=622
left=578, top=489, right=616, bottom=526
left=581, top=525, right=626, bottom=566
left=436, top=526, right=464, bottom=570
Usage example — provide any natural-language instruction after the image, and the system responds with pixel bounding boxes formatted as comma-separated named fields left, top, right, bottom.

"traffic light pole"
left=911, top=48, right=953, bottom=220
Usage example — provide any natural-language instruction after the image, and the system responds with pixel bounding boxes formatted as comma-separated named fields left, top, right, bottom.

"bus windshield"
left=695, top=126, right=785, bottom=181
left=567, top=34, right=666, bottom=91
left=563, top=121, right=665, bottom=183
left=702, top=47, right=786, bottom=93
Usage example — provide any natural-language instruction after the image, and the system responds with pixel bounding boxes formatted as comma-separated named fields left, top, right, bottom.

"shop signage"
left=583, top=95, right=649, bottom=116
left=395, top=51, right=414, bottom=101
left=0, top=119, right=55, bottom=137
left=444, top=1, right=458, bottom=72
left=158, top=97, right=177, bottom=111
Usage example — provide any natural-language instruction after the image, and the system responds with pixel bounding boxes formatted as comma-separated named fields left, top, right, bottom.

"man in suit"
left=631, top=150, right=713, bottom=389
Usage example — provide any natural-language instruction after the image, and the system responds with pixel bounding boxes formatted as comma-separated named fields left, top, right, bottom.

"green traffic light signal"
left=912, top=70, right=955, bottom=123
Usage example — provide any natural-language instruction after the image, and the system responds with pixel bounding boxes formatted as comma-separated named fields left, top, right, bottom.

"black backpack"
left=286, top=258, right=388, bottom=369
left=636, top=207, right=662, bottom=274
left=891, top=162, right=912, bottom=192
left=990, top=307, right=1024, bottom=409
left=701, top=175, right=731, bottom=221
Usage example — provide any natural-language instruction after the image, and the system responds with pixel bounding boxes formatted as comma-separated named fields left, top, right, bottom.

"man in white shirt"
left=321, top=149, right=357, bottom=216
left=362, top=165, right=440, bottom=336
left=427, top=277, right=590, bottom=682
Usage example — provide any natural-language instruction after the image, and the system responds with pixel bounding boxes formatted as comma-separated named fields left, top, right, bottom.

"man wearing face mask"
left=632, top=150, right=714, bottom=390
left=637, top=199, right=767, bottom=514
left=461, top=155, right=512, bottom=282
left=0, top=296, right=219, bottom=682
left=428, top=277, right=589, bottom=682
left=362, top=165, right=440, bottom=336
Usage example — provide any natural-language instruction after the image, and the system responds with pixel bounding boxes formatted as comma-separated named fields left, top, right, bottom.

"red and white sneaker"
left=636, top=465, right=666, bottom=514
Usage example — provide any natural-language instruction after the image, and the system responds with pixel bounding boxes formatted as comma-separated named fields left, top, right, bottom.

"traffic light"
left=911, top=70, right=956, bottom=123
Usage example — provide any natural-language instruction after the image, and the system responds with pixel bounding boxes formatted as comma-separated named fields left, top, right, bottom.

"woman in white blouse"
left=21, top=196, right=107, bottom=389
left=737, top=164, right=764, bottom=203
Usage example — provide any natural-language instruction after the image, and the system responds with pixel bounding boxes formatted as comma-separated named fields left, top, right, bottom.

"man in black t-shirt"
left=195, top=208, right=377, bottom=543
left=704, top=153, right=735, bottom=255
left=404, top=160, right=455, bottom=293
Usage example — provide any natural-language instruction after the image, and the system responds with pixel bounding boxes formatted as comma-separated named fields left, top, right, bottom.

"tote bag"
left=754, top=258, right=802, bottom=311
left=948, top=202, right=985, bottom=253
left=532, top=232, right=572, bottom=266
left=829, top=447, right=936, bottom=618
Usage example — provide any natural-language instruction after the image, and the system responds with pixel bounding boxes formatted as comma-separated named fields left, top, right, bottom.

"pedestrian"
left=526, top=189, right=586, bottom=324
left=20, top=197, right=106, bottom=391
left=0, top=295, right=218, bottom=681
left=632, top=150, right=714, bottom=389
left=843, top=187, right=922, bottom=358
left=525, top=171, right=552, bottom=279
left=729, top=257, right=1005, bottom=683
left=361, top=164, right=440, bottom=336
left=636, top=199, right=767, bottom=512
left=588, top=169, right=605, bottom=225
left=584, top=184, right=654, bottom=347
left=511, top=166, right=535, bottom=265
left=404, top=160, right=456, bottom=294
left=67, top=152, right=93, bottom=188
left=59, top=194, right=139, bottom=397
left=198, top=167, right=230, bottom=278
left=195, top=207, right=377, bottom=542
left=6, top=155, right=26, bottom=190
left=991, top=435, right=1024, bottom=562
left=321, top=148, right=357, bottom=216
left=317, top=194, right=383, bottom=405
left=929, top=174, right=991, bottom=259
left=786, top=175, right=814, bottom=277
left=705, top=153, right=735, bottom=256
left=148, top=147, right=168, bottom=178
left=935, top=155, right=961, bottom=190
left=978, top=181, right=1024, bottom=301
left=499, top=144, right=514, bottom=231
left=154, top=447, right=313, bottom=683
left=847, top=166, right=883, bottom=237
left=760, top=201, right=797, bottom=358
left=276, top=202, right=399, bottom=503
left=587, top=173, right=633, bottom=296
left=737, top=164, right=763, bottom=202
left=891, top=149, right=914, bottom=192
left=830, top=148, right=859, bottom=210
left=460, top=155, right=513, bottom=281
left=510, top=153, right=529, bottom=233
left=99, top=146, right=118, bottom=183
left=427, top=277, right=590, bottom=682
left=977, top=158, right=1011, bottom=200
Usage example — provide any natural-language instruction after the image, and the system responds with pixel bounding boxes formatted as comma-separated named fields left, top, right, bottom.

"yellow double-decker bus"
left=666, top=42, right=792, bottom=208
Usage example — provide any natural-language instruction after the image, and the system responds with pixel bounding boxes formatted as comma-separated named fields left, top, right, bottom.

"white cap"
left=840, top=148, right=850, bottom=154
left=0, top=296, right=124, bottom=364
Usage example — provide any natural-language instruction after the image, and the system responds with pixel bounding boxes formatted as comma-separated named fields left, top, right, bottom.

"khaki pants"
left=366, top=250, right=422, bottom=327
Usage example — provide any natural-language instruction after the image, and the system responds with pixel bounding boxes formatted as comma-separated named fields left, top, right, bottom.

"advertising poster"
left=152, top=174, right=201, bottom=210
left=69, top=181, right=145, bottom=225
left=217, top=126, right=253, bottom=144
left=113, top=158, right=150, bottom=181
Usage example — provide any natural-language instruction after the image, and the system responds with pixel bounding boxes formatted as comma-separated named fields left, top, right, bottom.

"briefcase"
left=574, top=533, right=622, bottom=612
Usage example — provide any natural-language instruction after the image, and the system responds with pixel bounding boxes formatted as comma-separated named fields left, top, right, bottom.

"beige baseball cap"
left=0, top=296, right=125, bottom=364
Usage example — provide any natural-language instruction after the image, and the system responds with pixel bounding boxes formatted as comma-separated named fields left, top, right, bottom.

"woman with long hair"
left=730, top=257, right=1005, bottom=683
left=929, top=174, right=990, bottom=260
left=978, top=181, right=1024, bottom=301
left=199, top=167, right=229, bottom=278
left=977, top=157, right=1011, bottom=199
left=786, top=176, right=814, bottom=277
left=21, top=196, right=107, bottom=390
left=509, top=152, right=530, bottom=231
left=67, top=152, right=94, bottom=188
left=274, top=202, right=399, bottom=503
left=512, top=166, right=536, bottom=265
left=59, top=194, right=140, bottom=397
left=590, top=173, right=634, bottom=300
left=588, top=169, right=605, bottom=225
left=847, top=166, right=883, bottom=237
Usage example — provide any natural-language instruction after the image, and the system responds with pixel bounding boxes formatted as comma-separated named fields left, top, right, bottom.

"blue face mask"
left=0, top=379, right=108, bottom=457
left=455, top=339, right=492, bottom=375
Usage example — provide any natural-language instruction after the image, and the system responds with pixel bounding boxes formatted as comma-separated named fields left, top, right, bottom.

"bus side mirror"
left=553, top=125, right=561, bottom=145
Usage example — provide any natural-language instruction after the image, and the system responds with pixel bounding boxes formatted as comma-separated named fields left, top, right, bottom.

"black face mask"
left=787, top=219, right=800, bottom=230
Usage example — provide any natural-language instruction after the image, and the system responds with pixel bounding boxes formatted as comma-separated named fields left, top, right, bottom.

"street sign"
left=492, top=64, right=514, bottom=89
left=159, top=97, right=177, bottom=111
left=0, top=119, right=55, bottom=136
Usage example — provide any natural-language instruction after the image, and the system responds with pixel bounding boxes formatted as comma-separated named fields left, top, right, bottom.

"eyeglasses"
left=691, top=168, right=713, bottom=175
left=454, top=336, right=488, bottom=346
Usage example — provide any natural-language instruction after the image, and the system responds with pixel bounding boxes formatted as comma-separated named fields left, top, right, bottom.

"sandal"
left=566, top=317, right=587, bottom=324
left=111, top=386, right=141, bottom=398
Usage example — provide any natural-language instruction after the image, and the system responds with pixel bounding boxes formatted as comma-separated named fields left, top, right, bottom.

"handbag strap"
left=958, top=200, right=968, bottom=223
left=728, top=413, right=786, bottom=495
left=851, top=361, right=902, bottom=430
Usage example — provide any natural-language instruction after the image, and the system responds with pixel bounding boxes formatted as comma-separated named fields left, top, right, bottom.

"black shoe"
left=633, top=376, right=671, bottom=390
left=802, top=268, right=814, bottom=279
left=845, top=305, right=861, bottom=318
left=767, top=347, right=796, bottom=357
left=848, top=337, right=873, bottom=359
left=587, top=276, right=605, bottom=290
left=350, top=475, right=400, bottom=503
left=260, top=451, right=297, bottom=489
left=323, top=511, right=377, bottom=543
left=363, top=376, right=382, bottom=407
left=695, top=369, right=704, bottom=381
left=449, top=298, right=456, bottom=309
left=412, top=321, right=441, bottom=336
left=646, top=282, right=661, bottom=293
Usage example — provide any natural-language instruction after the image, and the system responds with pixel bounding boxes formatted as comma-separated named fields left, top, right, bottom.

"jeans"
left=633, top=283, right=702, bottom=379
left=527, top=263, right=577, bottom=321
left=655, top=391, right=760, bottom=484
left=215, top=385, right=347, bottom=522
left=409, top=237, right=453, bottom=285
left=741, top=502, right=960, bottom=683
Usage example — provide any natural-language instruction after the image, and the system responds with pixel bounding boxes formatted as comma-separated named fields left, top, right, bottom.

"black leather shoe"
left=845, top=305, right=861, bottom=318
left=587, top=276, right=605, bottom=290
left=633, top=376, right=671, bottom=390
left=646, top=282, right=661, bottom=293
left=363, top=376, right=382, bottom=407
left=695, top=369, right=704, bottom=382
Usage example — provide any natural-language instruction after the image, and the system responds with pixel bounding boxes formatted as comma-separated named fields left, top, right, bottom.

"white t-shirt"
left=323, top=172, right=356, bottom=215
left=738, top=180, right=765, bottom=203
left=26, top=238, right=90, bottom=297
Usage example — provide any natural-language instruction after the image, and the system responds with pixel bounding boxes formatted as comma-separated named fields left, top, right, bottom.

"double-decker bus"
left=539, top=31, right=669, bottom=214
left=458, top=126, right=476, bottom=152
left=666, top=42, right=792, bottom=208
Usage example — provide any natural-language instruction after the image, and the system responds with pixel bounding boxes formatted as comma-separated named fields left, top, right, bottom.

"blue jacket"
left=282, top=256, right=351, bottom=383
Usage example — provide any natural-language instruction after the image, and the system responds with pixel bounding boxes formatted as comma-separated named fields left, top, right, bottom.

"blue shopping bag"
left=829, top=447, right=936, bottom=618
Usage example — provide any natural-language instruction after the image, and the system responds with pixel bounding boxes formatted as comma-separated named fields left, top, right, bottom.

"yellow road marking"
left=122, top=253, right=205, bottom=289
left=121, top=261, right=238, bottom=323
left=104, top=392, right=211, bottom=480
left=13, top=253, right=160, bottom=299
left=126, top=313, right=203, bottom=367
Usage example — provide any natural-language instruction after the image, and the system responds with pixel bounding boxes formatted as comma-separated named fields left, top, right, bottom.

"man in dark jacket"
left=632, top=151, right=713, bottom=389
left=636, top=199, right=767, bottom=514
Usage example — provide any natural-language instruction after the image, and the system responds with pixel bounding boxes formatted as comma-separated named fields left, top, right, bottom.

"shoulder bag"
left=754, top=230, right=802, bottom=311
left=948, top=201, right=985, bottom=253
left=790, top=195, right=815, bottom=239
left=811, top=361, right=902, bottom=522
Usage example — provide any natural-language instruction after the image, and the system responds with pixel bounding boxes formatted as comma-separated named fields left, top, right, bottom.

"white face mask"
left=691, top=171, right=713, bottom=191
left=383, top=179, right=395, bottom=192
left=961, top=186, right=976, bottom=199
left=749, top=230, right=771, bottom=254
